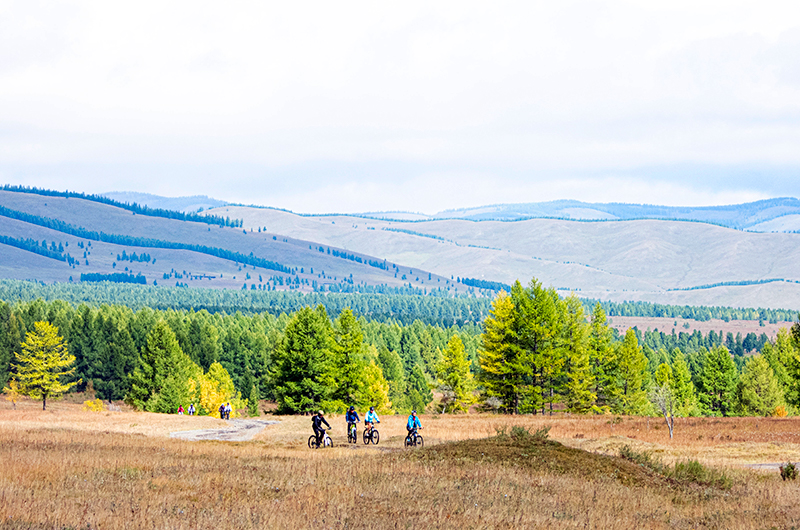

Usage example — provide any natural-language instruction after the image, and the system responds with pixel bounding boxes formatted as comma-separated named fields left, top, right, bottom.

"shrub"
left=773, top=405, right=788, bottom=417
left=82, top=399, right=105, bottom=412
left=509, top=425, right=551, bottom=443
left=780, top=462, right=797, bottom=481
left=670, top=460, right=732, bottom=490
left=619, top=445, right=665, bottom=474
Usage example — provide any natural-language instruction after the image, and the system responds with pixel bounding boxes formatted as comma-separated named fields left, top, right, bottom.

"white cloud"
left=1, top=0, right=800, bottom=210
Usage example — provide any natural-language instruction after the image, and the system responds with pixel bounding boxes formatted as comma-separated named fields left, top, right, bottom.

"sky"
left=2, top=1, right=800, bottom=214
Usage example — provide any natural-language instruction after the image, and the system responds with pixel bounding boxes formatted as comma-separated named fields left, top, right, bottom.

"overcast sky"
left=2, top=1, right=800, bottom=213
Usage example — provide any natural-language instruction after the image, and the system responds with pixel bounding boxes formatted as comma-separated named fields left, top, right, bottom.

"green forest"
left=2, top=277, right=799, bottom=418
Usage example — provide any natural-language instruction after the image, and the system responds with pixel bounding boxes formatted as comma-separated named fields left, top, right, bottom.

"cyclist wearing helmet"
left=406, top=410, right=422, bottom=436
left=312, top=410, right=331, bottom=447
left=365, top=406, right=380, bottom=429
left=346, top=405, right=360, bottom=439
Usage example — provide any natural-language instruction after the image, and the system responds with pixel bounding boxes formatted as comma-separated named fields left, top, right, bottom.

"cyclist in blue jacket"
left=406, top=410, right=422, bottom=436
left=345, top=405, right=360, bottom=439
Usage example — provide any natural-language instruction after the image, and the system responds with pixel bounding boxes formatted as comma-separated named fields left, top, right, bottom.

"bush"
left=508, top=425, right=551, bottom=443
left=670, top=460, right=732, bottom=490
left=82, top=399, right=105, bottom=412
left=780, top=462, right=797, bottom=481
left=619, top=445, right=665, bottom=474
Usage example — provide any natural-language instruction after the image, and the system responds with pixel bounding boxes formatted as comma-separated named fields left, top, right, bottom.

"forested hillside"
left=2, top=278, right=798, bottom=418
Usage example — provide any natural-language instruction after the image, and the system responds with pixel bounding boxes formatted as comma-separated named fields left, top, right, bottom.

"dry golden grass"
left=2, top=400, right=800, bottom=529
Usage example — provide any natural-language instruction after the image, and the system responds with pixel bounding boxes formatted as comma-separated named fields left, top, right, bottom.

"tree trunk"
left=42, top=394, right=47, bottom=411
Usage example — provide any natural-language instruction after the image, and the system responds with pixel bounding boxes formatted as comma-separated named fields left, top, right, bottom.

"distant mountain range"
left=101, top=192, right=800, bottom=233
left=2, top=186, right=800, bottom=309
left=102, top=192, right=228, bottom=214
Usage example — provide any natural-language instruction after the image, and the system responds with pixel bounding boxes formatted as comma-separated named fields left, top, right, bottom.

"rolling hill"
left=203, top=204, right=800, bottom=309
left=1, top=187, right=800, bottom=310
left=0, top=190, right=451, bottom=294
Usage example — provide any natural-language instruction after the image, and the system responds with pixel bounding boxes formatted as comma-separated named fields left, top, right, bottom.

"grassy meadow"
left=2, top=400, right=800, bottom=529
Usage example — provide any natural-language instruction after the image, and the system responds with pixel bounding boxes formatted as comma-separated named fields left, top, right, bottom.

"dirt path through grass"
left=169, top=419, right=280, bottom=441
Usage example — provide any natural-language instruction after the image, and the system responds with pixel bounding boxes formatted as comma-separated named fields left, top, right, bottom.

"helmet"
left=370, top=406, right=374, bottom=411
left=411, top=410, right=417, bottom=415
left=318, top=410, right=324, bottom=415
left=349, top=405, right=355, bottom=411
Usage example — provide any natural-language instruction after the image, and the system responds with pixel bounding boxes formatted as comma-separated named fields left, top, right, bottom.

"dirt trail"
left=170, top=419, right=279, bottom=441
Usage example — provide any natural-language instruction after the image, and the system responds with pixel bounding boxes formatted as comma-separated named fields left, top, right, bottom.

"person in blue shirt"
left=406, top=410, right=422, bottom=436
left=345, top=405, right=360, bottom=441
left=365, top=406, right=380, bottom=434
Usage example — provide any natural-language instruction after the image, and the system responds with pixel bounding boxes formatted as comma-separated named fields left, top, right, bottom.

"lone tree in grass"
left=14, top=321, right=78, bottom=410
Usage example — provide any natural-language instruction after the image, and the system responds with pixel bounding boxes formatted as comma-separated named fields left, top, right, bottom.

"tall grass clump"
left=619, top=445, right=731, bottom=490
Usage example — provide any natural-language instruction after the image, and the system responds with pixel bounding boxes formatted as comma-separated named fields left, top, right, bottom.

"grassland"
left=2, top=399, right=800, bottom=529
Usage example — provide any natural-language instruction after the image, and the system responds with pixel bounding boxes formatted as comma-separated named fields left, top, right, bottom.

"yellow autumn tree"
left=14, top=322, right=78, bottom=410
left=190, top=361, right=246, bottom=418
left=355, top=361, right=393, bottom=414
left=3, top=379, right=22, bottom=409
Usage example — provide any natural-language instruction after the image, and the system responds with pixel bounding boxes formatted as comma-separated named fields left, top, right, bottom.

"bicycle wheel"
left=324, top=435, right=333, bottom=448
left=371, top=429, right=380, bottom=445
left=404, top=435, right=412, bottom=448
left=308, top=435, right=317, bottom=449
left=415, top=434, right=423, bottom=448
left=363, top=429, right=370, bottom=445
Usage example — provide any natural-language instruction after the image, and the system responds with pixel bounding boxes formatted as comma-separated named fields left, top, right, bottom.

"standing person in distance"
left=225, top=402, right=232, bottom=420
left=312, top=410, right=331, bottom=447
left=346, top=405, right=360, bottom=442
left=219, top=403, right=225, bottom=419
left=188, top=403, right=195, bottom=416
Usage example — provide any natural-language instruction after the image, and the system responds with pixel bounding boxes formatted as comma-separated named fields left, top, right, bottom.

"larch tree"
left=561, top=296, right=596, bottom=414
left=13, top=321, right=78, bottom=410
left=479, top=290, right=522, bottom=413
left=670, top=349, right=697, bottom=416
left=437, top=335, right=476, bottom=413
left=332, top=308, right=367, bottom=406
left=699, top=346, right=739, bottom=416
left=736, top=355, right=784, bottom=416
left=588, top=303, right=617, bottom=412
left=615, top=329, right=649, bottom=414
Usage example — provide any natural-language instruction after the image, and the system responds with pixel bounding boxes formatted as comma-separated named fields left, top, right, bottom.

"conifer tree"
left=588, top=303, right=617, bottom=411
left=479, top=290, right=522, bottom=413
left=377, top=346, right=407, bottom=410
left=699, top=346, right=739, bottom=416
left=332, top=308, right=367, bottom=405
left=562, top=296, right=595, bottom=414
left=437, top=335, right=476, bottom=413
left=615, top=329, right=649, bottom=414
left=356, top=361, right=393, bottom=413
left=670, top=349, right=697, bottom=415
left=736, top=355, right=784, bottom=416
left=13, top=321, right=77, bottom=410
left=271, top=305, right=336, bottom=413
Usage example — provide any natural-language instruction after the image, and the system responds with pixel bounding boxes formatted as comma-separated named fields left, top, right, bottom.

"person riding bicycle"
left=406, top=410, right=422, bottom=438
left=365, top=406, right=380, bottom=431
left=345, top=405, right=360, bottom=438
left=312, top=410, right=331, bottom=447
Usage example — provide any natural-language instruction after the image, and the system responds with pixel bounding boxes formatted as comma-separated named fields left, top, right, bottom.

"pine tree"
left=437, top=335, right=476, bottom=413
left=13, top=321, right=78, bottom=410
left=407, top=364, right=433, bottom=412
left=762, top=328, right=798, bottom=406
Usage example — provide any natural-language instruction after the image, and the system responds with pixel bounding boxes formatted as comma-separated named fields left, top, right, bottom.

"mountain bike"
left=347, top=422, right=359, bottom=444
left=363, top=423, right=380, bottom=445
left=308, top=430, right=333, bottom=449
left=404, top=428, right=423, bottom=448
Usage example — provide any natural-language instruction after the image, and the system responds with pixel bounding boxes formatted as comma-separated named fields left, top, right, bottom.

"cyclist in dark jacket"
left=345, top=406, right=360, bottom=440
left=312, top=410, right=331, bottom=446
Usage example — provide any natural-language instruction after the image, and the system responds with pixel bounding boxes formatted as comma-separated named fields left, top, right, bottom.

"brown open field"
left=2, top=399, right=800, bottom=529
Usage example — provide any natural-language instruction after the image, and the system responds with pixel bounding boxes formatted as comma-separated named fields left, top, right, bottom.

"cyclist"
left=345, top=405, right=360, bottom=441
left=406, top=410, right=422, bottom=439
left=365, top=406, right=380, bottom=432
left=312, top=410, right=331, bottom=447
